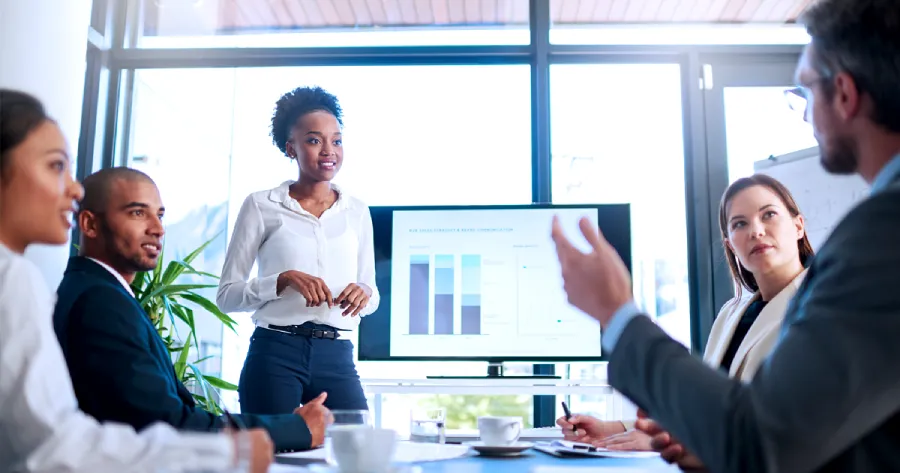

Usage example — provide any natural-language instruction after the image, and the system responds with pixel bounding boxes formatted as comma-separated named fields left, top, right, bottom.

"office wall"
left=0, top=0, right=92, bottom=288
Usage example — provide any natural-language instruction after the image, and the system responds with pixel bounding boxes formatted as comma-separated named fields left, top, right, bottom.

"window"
left=126, top=0, right=530, bottom=48
left=723, top=87, right=816, bottom=183
left=550, top=63, right=690, bottom=419
left=124, top=64, right=534, bottom=432
left=548, top=0, right=812, bottom=45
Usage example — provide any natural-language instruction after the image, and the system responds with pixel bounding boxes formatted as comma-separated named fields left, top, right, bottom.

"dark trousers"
left=238, top=323, right=368, bottom=414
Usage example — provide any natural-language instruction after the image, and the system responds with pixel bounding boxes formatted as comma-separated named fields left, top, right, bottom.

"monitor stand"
left=427, top=362, right=561, bottom=379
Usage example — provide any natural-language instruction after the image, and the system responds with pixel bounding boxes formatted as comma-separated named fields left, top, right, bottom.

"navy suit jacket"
left=53, top=257, right=312, bottom=452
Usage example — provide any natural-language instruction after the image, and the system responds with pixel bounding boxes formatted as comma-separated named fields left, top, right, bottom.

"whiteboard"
left=754, top=147, right=870, bottom=251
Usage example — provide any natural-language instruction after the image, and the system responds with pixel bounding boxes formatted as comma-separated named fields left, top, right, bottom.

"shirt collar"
left=87, top=257, right=135, bottom=297
left=268, top=180, right=349, bottom=214
left=871, top=153, right=900, bottom=194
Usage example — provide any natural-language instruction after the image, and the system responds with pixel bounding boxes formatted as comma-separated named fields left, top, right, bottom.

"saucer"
left=305, top=465, right=422, bottom=473
left=463, top=441, right=534, bottom=456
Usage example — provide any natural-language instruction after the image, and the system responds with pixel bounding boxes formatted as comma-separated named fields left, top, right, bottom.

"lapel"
left=704, top=295, right=758, bottom=369
left=728, top=269, right=808, bottom=379
left=68, top=257, right=196, bottom=406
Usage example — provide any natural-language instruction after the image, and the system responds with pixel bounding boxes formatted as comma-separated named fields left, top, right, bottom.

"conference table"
left=276, top=443, right=680, bottom=472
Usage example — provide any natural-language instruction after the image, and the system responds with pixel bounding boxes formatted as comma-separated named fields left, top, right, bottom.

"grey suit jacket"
left=609, top=162, right=900, bottom=473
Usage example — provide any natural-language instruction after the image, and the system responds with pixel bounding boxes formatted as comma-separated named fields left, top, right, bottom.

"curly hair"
left=270, top=86, right=343, bottom=157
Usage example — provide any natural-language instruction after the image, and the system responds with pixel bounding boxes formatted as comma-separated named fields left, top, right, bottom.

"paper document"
left=277, top=441, right=470, bottom=464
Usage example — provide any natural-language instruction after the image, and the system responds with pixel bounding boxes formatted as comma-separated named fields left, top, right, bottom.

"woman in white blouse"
left=0, top=89, right=272, bottom=473
left=217, top=86, right=379, bottom=413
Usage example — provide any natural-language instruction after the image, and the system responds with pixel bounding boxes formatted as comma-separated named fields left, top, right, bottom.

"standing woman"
left=217, top=86, right=379, bottom=414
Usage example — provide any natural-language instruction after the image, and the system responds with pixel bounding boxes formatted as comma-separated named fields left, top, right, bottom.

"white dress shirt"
left=88, top=257, right=134, bottom=296
left=217, top=181, right=380, bottom=331
left=0, top=244, right=234, bottom=473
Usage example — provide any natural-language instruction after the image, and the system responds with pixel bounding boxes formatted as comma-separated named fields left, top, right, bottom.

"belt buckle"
left=312, top=329, right=324, bottom=338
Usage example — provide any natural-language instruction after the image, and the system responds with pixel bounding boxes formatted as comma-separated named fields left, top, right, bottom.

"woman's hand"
left=335, top=283, right=371, bottom=317
left=595, top=429, right=653, bottom=451
left=277, top=270, right=333, bottom=307
left=556, top=415, right=626, bottom=444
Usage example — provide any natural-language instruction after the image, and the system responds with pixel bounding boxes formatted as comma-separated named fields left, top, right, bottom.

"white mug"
left=477, top=416, right=522, bottom=446
left=328, top=426, right=397, bottom=473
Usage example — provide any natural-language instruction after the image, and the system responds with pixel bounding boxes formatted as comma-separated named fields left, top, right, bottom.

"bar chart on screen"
left=388, top=207, right=603, bottom=358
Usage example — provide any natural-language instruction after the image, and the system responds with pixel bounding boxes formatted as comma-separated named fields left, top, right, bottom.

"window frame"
left=77, top=0, right=806, bottom=427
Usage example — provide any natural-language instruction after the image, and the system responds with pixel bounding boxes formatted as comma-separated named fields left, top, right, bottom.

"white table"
left=360, top=378, right=626, bottom=428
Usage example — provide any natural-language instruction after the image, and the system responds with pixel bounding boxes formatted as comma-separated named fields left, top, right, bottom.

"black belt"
left=265, top=324, right=340, bottom=339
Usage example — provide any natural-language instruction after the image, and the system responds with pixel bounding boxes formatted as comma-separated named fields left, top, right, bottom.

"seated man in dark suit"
left=53, top=167, right=329, bottom=452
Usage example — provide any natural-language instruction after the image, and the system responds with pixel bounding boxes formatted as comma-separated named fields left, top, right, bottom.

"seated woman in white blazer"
left=557, top=173, right=815, bottom=450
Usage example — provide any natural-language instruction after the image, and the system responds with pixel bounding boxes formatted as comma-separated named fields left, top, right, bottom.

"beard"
left=99, top=219, right=158, bottom=273
left=819, top=134, right=858, bottom=175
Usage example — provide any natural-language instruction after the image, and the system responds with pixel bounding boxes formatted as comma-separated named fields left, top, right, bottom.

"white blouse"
left=217, top=181, right=380, bottom=331
left=0, top=244, right=233, bottom=473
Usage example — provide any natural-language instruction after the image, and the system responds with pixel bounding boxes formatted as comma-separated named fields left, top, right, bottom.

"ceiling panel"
left=146, top=0, right=814, bottom=35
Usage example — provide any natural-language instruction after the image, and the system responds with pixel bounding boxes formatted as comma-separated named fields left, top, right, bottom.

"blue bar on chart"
left=434, top=255, right=455, bottom=335
left=409, top=255, right=430, bottom=335
left=461, top=255, right=481, bottom=335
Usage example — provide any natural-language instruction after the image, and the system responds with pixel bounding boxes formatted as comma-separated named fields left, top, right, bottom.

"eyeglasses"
left=784, top=77, right=830, bottom=114
left=784, top=86, right=810, bottom=113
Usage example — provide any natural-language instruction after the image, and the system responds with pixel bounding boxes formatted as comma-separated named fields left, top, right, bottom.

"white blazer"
left=702, top=269, right=808, bottom=381
left=620, top=269, right=807, bottom=431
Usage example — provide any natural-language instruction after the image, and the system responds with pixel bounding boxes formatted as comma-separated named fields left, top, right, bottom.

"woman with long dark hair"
left=0, top=88, right=272, bottom=473
left=557, top=174, right=814, bottom=457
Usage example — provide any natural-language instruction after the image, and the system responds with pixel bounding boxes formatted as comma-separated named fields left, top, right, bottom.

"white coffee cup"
left=477, top=416, right=522, bottom=446
left=328, top=426, right=397, bottom=473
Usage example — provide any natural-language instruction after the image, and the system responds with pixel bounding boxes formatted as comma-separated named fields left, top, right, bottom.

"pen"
left=561, top=401, right=577, bottom=432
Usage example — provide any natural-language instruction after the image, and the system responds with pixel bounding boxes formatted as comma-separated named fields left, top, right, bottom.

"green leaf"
left=174, top=259, right=220, bottom=280
left=182, top=232, right=222, bottom=266
left=140, top=284, right=217, bottom=304
left=203, top=375, right=238, bottom=391
left=161, top=259, right=186, bottom=287
left=187, top=363, right=213, bottom=404
left=178, top=292, right=238, bottom=332
left=192, top=355, right=214, bottom=365
left=173, top=332, right=193, bottom=381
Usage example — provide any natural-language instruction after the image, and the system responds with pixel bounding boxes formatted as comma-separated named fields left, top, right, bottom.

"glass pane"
left=124, top=64, right=532, bottom=414
left=130, top=0, right=529, bottom=48
left=91, top=0, right=108, bottom=34
left=379, top=393, right=533, bottom=437
left=550, top=63, right=691, bottom=348
left=549, top=0, right=811, bottom=45
left=724, top=87, right=817, bottom=183
left=550, top=63, right=689, bottom=424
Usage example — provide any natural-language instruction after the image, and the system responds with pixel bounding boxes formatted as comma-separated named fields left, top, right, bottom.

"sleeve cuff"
left=602, top=300, right=643, bottom=353
left=259, top=273, right=282, bottom=301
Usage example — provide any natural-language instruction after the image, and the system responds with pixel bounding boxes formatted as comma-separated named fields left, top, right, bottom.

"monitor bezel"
left=357, top=203, right=632, bottom=363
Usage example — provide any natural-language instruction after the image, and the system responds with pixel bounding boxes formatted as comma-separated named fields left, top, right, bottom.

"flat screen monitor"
left=357, top=204, right=631, bottom=362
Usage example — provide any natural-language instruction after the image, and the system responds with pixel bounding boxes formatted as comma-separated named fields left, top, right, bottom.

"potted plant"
left=129, top=236, right=239, bottom=415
